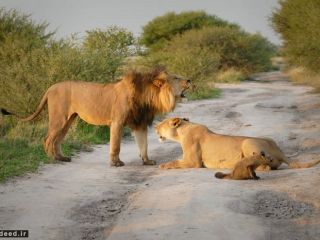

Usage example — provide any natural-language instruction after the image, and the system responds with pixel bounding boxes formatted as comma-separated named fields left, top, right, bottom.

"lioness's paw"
left=256, top=165, right=271, bottom=171
left=143, top=160, right=156, bottom=165
left=110, top=160, right=125, bottom=167
left=159, top=163, right=168, bottom=169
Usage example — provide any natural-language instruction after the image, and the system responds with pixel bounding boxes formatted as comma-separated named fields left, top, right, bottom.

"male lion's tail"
left=285, top=159, right=320, bottom=169
left=1, top=92, right=48, bottom=122
left=215, top=172, right=232, bottom=179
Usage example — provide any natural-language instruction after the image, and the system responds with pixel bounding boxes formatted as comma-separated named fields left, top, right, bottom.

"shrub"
left=141, top=11, right=239, bottom=50
left=140, top=27, right=275, bottom=86
left=271, top=0, right=320, bottom=73
left=80, top=26, right=136, bottom=82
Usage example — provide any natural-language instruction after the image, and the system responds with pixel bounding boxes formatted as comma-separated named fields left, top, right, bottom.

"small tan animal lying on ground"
left=215, top=151, right=270, bottom=180
left=155, top=117, right=320, bottom=170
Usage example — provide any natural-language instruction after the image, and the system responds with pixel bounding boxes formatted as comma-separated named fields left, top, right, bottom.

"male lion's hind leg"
left=45, top=114, right=76, bottom=162
left=45, top=131, right=71, bottom=162
left=133, top=128, right=156, bottom=166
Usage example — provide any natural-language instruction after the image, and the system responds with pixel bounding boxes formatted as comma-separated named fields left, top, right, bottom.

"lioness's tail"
left=215, top=172, right=232, bottom=179
left=285, top=159, right=320, bottom=169
left=1, top=92, right=48, bottom=122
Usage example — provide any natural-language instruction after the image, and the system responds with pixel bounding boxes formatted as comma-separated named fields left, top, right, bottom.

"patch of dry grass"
left=215, top=68, right=246, bottom=83
left=286, top=67, right=320, bottom=92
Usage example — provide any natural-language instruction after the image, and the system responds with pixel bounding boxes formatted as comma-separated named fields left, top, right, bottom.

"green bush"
left=80, top=26, right=136, bottom=82
left=140, top=26, right=275, bottom=86
left=0, top=7, right=137, bottom=114
left=141, top=11, right=239, bottom=50
left=271, top=0, right=320, bottom=73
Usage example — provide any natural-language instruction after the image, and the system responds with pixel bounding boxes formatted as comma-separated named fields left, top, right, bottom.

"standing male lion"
left=2, top=68, right=191, bottom=166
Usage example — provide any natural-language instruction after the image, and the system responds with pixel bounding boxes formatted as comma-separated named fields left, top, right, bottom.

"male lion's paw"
left=110, top=160, right=125, bottom=167
left=143, top=160, right=156, bottom=165
left=56, top=156, right=71, bottom=162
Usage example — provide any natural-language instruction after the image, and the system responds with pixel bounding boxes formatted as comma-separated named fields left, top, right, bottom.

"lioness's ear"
left=153, top=79, right=166, bottom=88
left=170, top=118, right=182, bottom=128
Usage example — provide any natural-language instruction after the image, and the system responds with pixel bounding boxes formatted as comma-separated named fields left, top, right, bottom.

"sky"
left=0, top=0, right=281, bottom=44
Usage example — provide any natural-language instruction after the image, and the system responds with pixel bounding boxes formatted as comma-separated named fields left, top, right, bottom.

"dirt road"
left=0, top=72, right=319, bottom=240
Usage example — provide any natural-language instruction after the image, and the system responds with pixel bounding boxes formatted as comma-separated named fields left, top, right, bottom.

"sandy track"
left=0, top=72, right=319, bottom=240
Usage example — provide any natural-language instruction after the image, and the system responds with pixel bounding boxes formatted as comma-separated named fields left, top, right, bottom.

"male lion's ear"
left=153, top=79, right=166, bottom=88
left=170, top=118, right=182, bottom=128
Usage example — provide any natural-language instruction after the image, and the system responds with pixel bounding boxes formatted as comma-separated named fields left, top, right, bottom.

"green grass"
left=0, top=138, right=95, bottom=182
left=0, top=118, right=133, bottom=182
left=186, top=87, right=221, bottom=100
left=68, top=120, right=111, bottom=144
left=0, top=139, right=50, bottom=182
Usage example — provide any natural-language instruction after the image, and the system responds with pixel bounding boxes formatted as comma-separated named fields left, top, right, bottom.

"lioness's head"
left=155, top=117, right=189, bottom=142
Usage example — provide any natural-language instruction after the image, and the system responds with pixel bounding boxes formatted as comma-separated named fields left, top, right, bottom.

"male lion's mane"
left=125, top=67, right=176, bottom=129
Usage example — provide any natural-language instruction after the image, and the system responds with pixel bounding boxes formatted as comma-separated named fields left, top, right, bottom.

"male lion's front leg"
left=110, top=123, right=125, bottom=167
left=133, top=128, right=156, bottom=165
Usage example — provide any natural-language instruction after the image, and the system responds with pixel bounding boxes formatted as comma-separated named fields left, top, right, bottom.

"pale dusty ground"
left=0, top=72, right=319, bottom=240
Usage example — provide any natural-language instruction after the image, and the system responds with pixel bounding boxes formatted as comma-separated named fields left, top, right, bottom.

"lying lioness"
left=155, top=117, right=320, bottom=170
left=215, top=151, right=270, bottom=180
